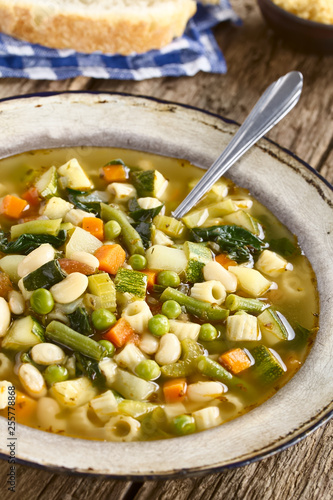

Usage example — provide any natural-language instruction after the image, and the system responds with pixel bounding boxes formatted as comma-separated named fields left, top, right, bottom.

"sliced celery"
left=114, top=268, right=147, bottom=299
left=88, top=273, right=116, bottom=312
left=11, top=218, right=62, bottom=240
left=153, top=215, right=185, bottom=238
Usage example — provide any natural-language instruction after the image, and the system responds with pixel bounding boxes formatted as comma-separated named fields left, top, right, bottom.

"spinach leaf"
left=287, top=323, right=316, bottom=350
left=190, top=225, right=265, bottom=263
left=132, top=221, right=152, bottom=249
left=268, top=238, right=300, bottom=258
left=66, top=188, right=101, bottom=216
left=75, top=352, right=106, bottom=388
left=68, top=307, right=92, bottom=336
left=0, top=230, right=67, bottom=255
left=128, top=197, right=164, bottom=222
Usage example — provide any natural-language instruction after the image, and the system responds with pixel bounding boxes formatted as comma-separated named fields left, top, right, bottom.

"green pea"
left=136, top=359, right=161, bottom=381
left=44, top=364, right=68, bottom=386
left=199, top=323, right=218, bottom=342
left=157, top=271, right=180, bottom=288
left=171, top=415, right=196, bottom=436
left=92, top=309, right=117, bottom=331
left=104, top=220, right=121, bottom=240
left=148, top=314, right=170, bottom=337
left=161, top=300, right=182, bottom=319
left=30, top=288, right=54, bottom=315
left=98, top=340, right=116, bottom=357
left=128, top=254, right=147, bottom=271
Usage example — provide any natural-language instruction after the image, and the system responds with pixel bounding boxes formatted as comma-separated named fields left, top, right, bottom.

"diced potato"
left=193, top=406, right=221, bottom=431
left=50, top=377, right=97, bottom=408
left=255, top=249, right=289, bottom=277
left=228, top=266, right=271, bottom=297
left=146, top=245, right=187, bottom=274
left=66, top=227, right=102, bottom=258
left=42, top=197, right=73, bottom=220
left=58, top=158, right=93, bottom=190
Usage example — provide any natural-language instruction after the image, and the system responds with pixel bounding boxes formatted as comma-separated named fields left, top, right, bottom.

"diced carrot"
left=0, top=195, right=28, bottom=219
left=102, top=164, right=128, bottom=183
left=219, top=348, right=251, bottom=374
left=82, top=217, right=104, bottom=241
left=103, top=318, right=134, bottom=348
left=94, top=244, right=126, bottom=275
left=58, top=258, right=95, bottom=276
left=22, top=187, right=40, bottom=206
left=140, top=269, right=157, bottom=290
left=163, top=378, right=187, bottom=404
left=14, top=391, right=38, bottom=421
left=215, top=253, right=238, bottom=268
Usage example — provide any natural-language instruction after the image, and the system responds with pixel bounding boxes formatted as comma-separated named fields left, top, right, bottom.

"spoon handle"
left=172, top=71, right=303, bottom=219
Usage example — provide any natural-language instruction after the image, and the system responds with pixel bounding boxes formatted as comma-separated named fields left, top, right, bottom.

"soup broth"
left=0, top=147, right=319, bottom=442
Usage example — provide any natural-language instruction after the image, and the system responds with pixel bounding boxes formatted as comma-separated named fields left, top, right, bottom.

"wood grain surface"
left=0, top=1, right=332, bottom=499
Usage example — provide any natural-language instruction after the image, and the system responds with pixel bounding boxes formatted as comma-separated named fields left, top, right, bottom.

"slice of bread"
left=0, top=0, right=201, bottom=55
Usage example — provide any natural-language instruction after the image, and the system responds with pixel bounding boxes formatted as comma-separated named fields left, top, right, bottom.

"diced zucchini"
left=258, top=308, right=289, bottom=344
left=60, top=222, right=74, bottom=232
left=152, top=229, right=174, bottom=246
left=112, top=368, right=157, bottom=401
left=88, top=273, right=116, bottom=311
left=255, top=249, right=288, bottom=277
left=130, top=169, right=168, bottom=198
left=11, top=218, right=62, bottom=240
left=146, top=245, right=187, bottom=274
left=108, top=183, right=137, bottom=203
left=2, top=316, right=44, bottom=351
left=251, top=345, right=285, bottom=384
left=223, top=210, right=261, bottom=236
left=58, top=158, right=93, bottom=190
left=188, top=178, right=229, bottom=202
left=42, top=197, right=73, bottom=220
left=23, top=259, right=66, bottom=291
left=184, top=241, right=212, bottom=282
left=226, top=312, right=260, bottom=341
left=65, top=227, right=102, bottom=258
left=228, top=266, right=271, bottom=297
left=182, top=200, right=237, bottom=229
left=35, top=166, right=58, bottom=199
left=0, top=255, right=25, bottom=283
left=114, top=268, right=147, bottom=299
left=118, top=399, right=156, bottom=419
left=50, top=377, right=98, bottom=408
left=153, top=215, right=185, bottom=238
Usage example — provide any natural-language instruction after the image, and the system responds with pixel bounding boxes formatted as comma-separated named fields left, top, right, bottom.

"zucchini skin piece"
left=46, top=321, right=105, bottom=361
left=114, top=268, right=148, bottom=299
left=23, top=260, right=66, bottom=291
left=100, top=203, right=145, bottom=256
left=251, top=345, right=285, bottom=384
left=160, top=287, right=229, bottom=322
left=161, top=338, right=204, bottom=378
left=225, top=294, right=267, bottom=314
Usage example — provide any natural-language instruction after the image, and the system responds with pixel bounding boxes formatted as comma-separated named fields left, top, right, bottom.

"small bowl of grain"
left=257, top=0, right=333, bottom=53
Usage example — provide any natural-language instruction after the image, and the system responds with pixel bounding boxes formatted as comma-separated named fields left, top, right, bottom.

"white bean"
left=155, top=333, right=181, bottom=366
left=203, top=261, right=237, bottom=293
left=0, top=353, right=13, bottom=379
left=187, top=381, right=224, bottom=403
left=17, top=243, right=55, bottom=278
left=18, top=278, right=33, bottom=300
left=0, top=297, right=11, bottom=337
left=18, top=363, right=47, bottom=399
left=50, top=272, right=88, bottom=304
left=8, top=290, right=25, bottom=315
left=69, top=251, right=99, bottom=270
left=139, top=333, right=160, bottom=355
left=30, top=343, right=66, bottom=365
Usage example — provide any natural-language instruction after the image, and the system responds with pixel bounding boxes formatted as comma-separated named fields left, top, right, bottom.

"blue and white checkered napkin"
left=0, top=1, right=239, bottom=80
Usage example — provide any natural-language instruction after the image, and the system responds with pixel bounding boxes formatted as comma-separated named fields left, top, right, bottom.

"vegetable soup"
left=0, top=148, right=319, bottom=442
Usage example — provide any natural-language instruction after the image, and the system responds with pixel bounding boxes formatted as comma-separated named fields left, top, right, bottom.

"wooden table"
left=0, top=1, right=332, bottom=498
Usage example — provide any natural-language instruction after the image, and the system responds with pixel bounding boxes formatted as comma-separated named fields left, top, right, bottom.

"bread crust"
left=0, top=1, right=197, bottom=55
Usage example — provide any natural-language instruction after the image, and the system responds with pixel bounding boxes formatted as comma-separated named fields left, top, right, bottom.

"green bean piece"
left=171, top=415, right=196, bottom=436
left=128, top=254, right=147, bottom=271
left=45, top=321, right=105, bottom=361
left=196, top=355, right=233, bottom=384
left=161, top=300, right=182, bottom=319
left=44, top=364, right=69, bottom=386
left=30, top=288, right=54, bottom=315
left=92, top=309, right=117, bottom=331
left=136, top=359, right=161, bottom=381
left=225, top=294, right=267, bottom=314
left=104, top=220, right=122, bottom=240
left=100, top=203, right=145, bottom=255
left=148, top=314, right=170, bottom=337
left=98, top=340, right=115, bottom=357
left=199, top=323, right=218, bottom=342
left=160, top=287, right=229, bottom=322
left=157, top=271, right=180, bottom=288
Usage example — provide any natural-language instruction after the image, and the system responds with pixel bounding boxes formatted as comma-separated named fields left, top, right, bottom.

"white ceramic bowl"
left=0, top=93, right=332, bottom=478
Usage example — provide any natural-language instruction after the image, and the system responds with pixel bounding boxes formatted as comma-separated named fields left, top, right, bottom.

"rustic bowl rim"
left=0, top=91, right=331, bottom=479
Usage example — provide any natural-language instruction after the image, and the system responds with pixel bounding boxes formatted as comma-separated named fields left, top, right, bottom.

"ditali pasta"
left=0, top=147, right=319, bottom=442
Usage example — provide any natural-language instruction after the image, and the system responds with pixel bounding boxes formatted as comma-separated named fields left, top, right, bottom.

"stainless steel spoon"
left=172, top=71, right=303, bottom=219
